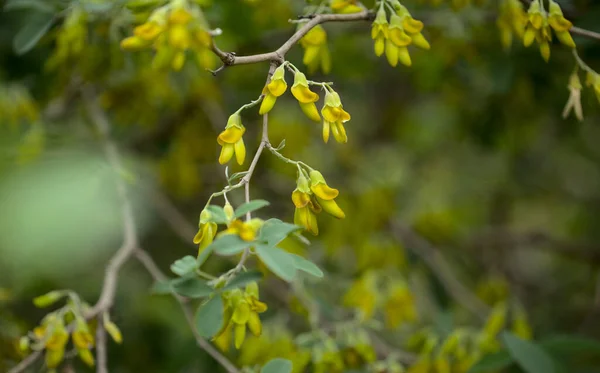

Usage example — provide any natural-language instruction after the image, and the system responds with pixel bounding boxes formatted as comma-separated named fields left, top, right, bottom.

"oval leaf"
left=171, top=277, right=213, bottom=298
left=223, top=270, right=263, bottom=291
left=195, top=296, right=224, bottom=338
left=255, top=244, right=297, bottom=282
left=468, top=350, right=513, bottom=373
left=290, top=254, right=324, bottom=278
left=205, top=205, right=229, bottom=224
left=209, top=234, right=253, bottom=256
left=261, top=358, right=292, bottom=373
left=258, top=219, right=302, bottom=247
left=234, top=200, right=270, bottom=218
left=13, top=11, right=54, bottom=55
left=502, top=331, right=555, bottom=373
left=170, top=255, right=198, bottom=276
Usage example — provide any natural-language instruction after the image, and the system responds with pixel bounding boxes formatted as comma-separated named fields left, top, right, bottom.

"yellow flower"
left=548, top=1, right=575, bottom=47
left=259, top=64, right=287, bottom=115
left=134, top=21, right=164, bottom=41
left=291, top=71, right=321, bottom=122
left=384, top=281, right=417, bottom=329
left=343, top=271, right=378, bottom=319
left=321, top=91, right=350, bottom=144
left=300, top=25, right=331, bottom=74
left=371, top=8, right=389, bottom=57
left=309, top=170, right=345, bottom=219
left=169, top=7, right=192, bottom=25
left=586, top=71, right=600, bottom=102
left=562, top=72, right=583, bottom=121
left=217, top=113, right=246, bottom=165
left=214, top=284, right=268, bottom=350
left=387, top=14, right=412, bottom=67
left=497, top=0, right=527, bottom=49
left=396, top=5, right=430, bottom=50
left=193, top=209, right=218, bottom=254
left=292, top=173, right=320, bottom=235
left=331, top=0, right=363, bottom=13
left=220, top=218, right=262, bottom=241
left=483, top=302, right=507, bottom=339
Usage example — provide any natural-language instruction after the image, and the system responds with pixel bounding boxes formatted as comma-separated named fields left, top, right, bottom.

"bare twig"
left=210, top=11, right=373, bottom=68
left=134, top=249, right=240, bottom=373
left=95, top=319, right=108, bottom=373
left=571, top=26, right=600, bottom=41
left=7, top=351, right=41, bottom=373
left=391, top=221, right=489, bottom=319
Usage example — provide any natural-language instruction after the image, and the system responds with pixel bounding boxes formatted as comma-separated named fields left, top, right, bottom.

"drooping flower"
left=562, top=72, right=583, bottom=121
left=548, top=0, right=575, bottom=48
left=321, top=90, right=351, bottom=144
left=371, top=8, right=389, bottom=57
left=220, top=218, right=263, bottom=242
left=217, top=113, right=246, bottom=165
left=386, top=14, right=413, bottom=67
left=299, top=25, right=331, bottom=74
left=193, top=209, right=218, bottom=254
left=292, top=173, right=320, bottom=235
left=309, top=170, right=345, bottom=219
left=291, top=71, right=321, bottom=122
left=259, top=64, right=288, bottom=115
left=331, top=0, right=363, bottom=13
left=384, top=281, right=417, bottom=329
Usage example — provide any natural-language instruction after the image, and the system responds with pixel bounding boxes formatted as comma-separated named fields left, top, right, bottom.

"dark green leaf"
left=170, top=255, right=198, bottom=276
left=261, top=358, right=293, bottom=373
left=205, top=205, right=229, bottom=224
left=502, top=332, right=555, bottom=373
left=290, top=254, right=324, bottom=278
left=258, top=219, right=302, bottom=247
left=13, top=11, right=54, bottom=55
left=171, top=277, right=213, bottom=298
left=195, top=296, right=224, bottom=338
left=234, top=199, right=270, bottom=218
left=197, top=245, right=214, bottom=267
left=222, top=270, right=263, bottom=291
left=468, top=350, right=513, bottom=373
left=540, top=335, right=600, bottom=356
left=208, top=234, right=252, bottom=256
left=255, top=244, right=297, bottom=282
left=4, top=0, right=54, bottom=12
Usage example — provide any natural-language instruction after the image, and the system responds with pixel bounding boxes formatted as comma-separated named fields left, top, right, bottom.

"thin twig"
left=571, top=26, right=600, bottom=41
left=7, top=351, right=41, bottom=373
left=391, top=221, right=489, bottom=319
left=134, top=249, right=240, bottom=373
left=95, top=319, right=108, bottom=373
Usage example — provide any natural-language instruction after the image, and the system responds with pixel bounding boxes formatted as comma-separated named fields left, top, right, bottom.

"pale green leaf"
left=171, top=277, right=213, bottom=298
left=261, top=358, right=293, bottom=373
left=468, top=351, right=513, bottom=373
left=195, top=296, right=224, bottom=338
left=502, top=332, right=555, bottom=373
left=258, top=219, right=302, bottom=247
left=234, top=200, right=270, bottom=218
left=222, top=270, right=263, bottom=291
left=4, top=0, right=54, bottom=13
left=255, top=244, right=297, bottom=282
left=170, top=255, right=198, bottom=276
left=290, top=254, right=323, bottom=278
left=208, top=235, right=252, bottom=256
left=13, top=11, right=54, bottom=55
left=205, top=205, right=229, bottom=224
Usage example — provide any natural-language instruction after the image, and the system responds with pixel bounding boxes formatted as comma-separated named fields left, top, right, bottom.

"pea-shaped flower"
left=193, top=209, right=218, bottom=254
left=548, top=1, right=575, bottom=48
left=321, top=90, right=351, bottom=144
left=292, top=173, right=320, bottom=235
left=291, top=72, right=321, bottom=122
left=217, top=113, right=246, bottom=165
left=259, top=64, right=287, bottom=115
left=386, top=14, right=413, bottom=67
left=309, top=170, right=345, bottom=219
left=371, top=8, right=389, bottom=57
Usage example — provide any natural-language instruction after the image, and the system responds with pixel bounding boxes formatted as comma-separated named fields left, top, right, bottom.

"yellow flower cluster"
left=214, top=282, right=268, bottom=350
left=331, top=0, right=363, bottom=13
left=299, top=25, right=331, bottom=74
left=586, top=70, right=600, bottom=103
left=343, top=271, right=378, bottom=319
left=237, top=328, right=311, bottom=372
left=292, top=170, right=345, bottom=236
left=120, top=0, right=215, bottom=70
left=371, top=2, right=430, bottom=68
left=383, top=281, right=417, bottom=329
left=523, top=0, right=575, bottom=61
left=496, top=0, right=527, bottom=50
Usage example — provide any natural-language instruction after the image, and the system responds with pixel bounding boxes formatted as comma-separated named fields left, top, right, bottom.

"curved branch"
left=211, top=11, right=373, bottom=67
left=571, top=26, right=600, bottom=41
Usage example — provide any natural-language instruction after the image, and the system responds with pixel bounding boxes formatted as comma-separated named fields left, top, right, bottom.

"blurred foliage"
left=1, top=0, right=600, bottom=372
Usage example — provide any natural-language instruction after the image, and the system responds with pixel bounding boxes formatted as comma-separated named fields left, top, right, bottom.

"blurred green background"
left=1, top=0, right=600, bottom=372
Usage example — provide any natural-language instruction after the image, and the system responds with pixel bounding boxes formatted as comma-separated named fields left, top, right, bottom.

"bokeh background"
left=1, top=0, right=600, bottom=372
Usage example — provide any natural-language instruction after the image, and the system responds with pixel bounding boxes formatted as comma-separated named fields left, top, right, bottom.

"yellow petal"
left=247, top=312, right=262, bottom=336
left=292, top=190, right=311, bottom=208
left=322, top=105, right=342, bottom=122
left=120, top=36, right=148, bottom=50
left=403, top=17, right=424, bottom=34
left=234, top=323, right=246, bottom=349
left=411, top=32, right=431, bottom=50
left=333, top=121, right=348, bottom=143
left=234, top=138, right=246, bottom=165
left=219, top=144, right=234, bottom=164
left=556, top=30, right=575, bottom=48
left=540, top=41, right=550, bottom=61
left=321, top=46, right=332, bottom=74
left=232, top=302, right=251, bottom=324
left=171, top=51, right=186, bottom=71
left=398, top=46, right=412, bottom=67
left=299, top=102, right=321, bottom=122
left=78, top=348, right=95, bottom=367
left=374, top=36, right=385, bottom=57
left=317, top=197, right=345, bottom=219
left=134, top=22, right=163, bottom=41
left=291, top=85, right=319, bottom=103
left=259, top=93, right=277, bottom=115
left=267, top=79, right=288, bottom=97
left=295, top=207, right=318, bottom=235
left=311, top=183, right=339, bottom=200
left=385, top=40, right=399, bottom=67
left=218, top=126, right=245, bottom=144
left=523, top=27, right=536, bottom=47
left=322, top=120, right=330, bottom=143
left=389, top=28, right=412, bottom=47
left=303, top=45, right=321, bottom=66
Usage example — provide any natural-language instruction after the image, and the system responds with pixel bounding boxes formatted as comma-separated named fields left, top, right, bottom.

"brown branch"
left=211, top=11, right=373, bottom=68
left=134, top=249, right=240, bottom=373
left=390, top=221, right=490, bottom=319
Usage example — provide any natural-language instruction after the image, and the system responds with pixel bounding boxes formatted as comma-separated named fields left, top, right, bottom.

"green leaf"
left=80, top=2, right=113, bottom=13
left=290, top=254, right=324, bottom=278
left=255, top=244, right=297, bottom=282
left=228, top=171, right=248, bottom=184
left=13, top=11, right=55, bottom=55
left=205, top=205, right=229, bottom=224
left=33, top=291, right=65, bottom=308
left=468, top=350, right=513, bottom=373
left=234, top=200, right=270, bottom=218
left=258, top=219, right=302, bottom=247
left=195, top=296, right=224, bottom=338
left=4, top=0, right=54, bottom=12
left=502, top=332, right=555, bottom=373
left=208, top=235, right=252, bottom=256
left=261, top=358, right=293, bottom=373
left=223, top=270, right=263, bottom=291
left=274, top=139, right=286, bottom=151
left=197, top=245, right=214, bottom=267
left=171, top=277, right=213, bottom=298
left=151, top=280, right=173, bottom=295
left=540, top=334, right=600, bottom=356
left=170, top=255, right=198, bottom=276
